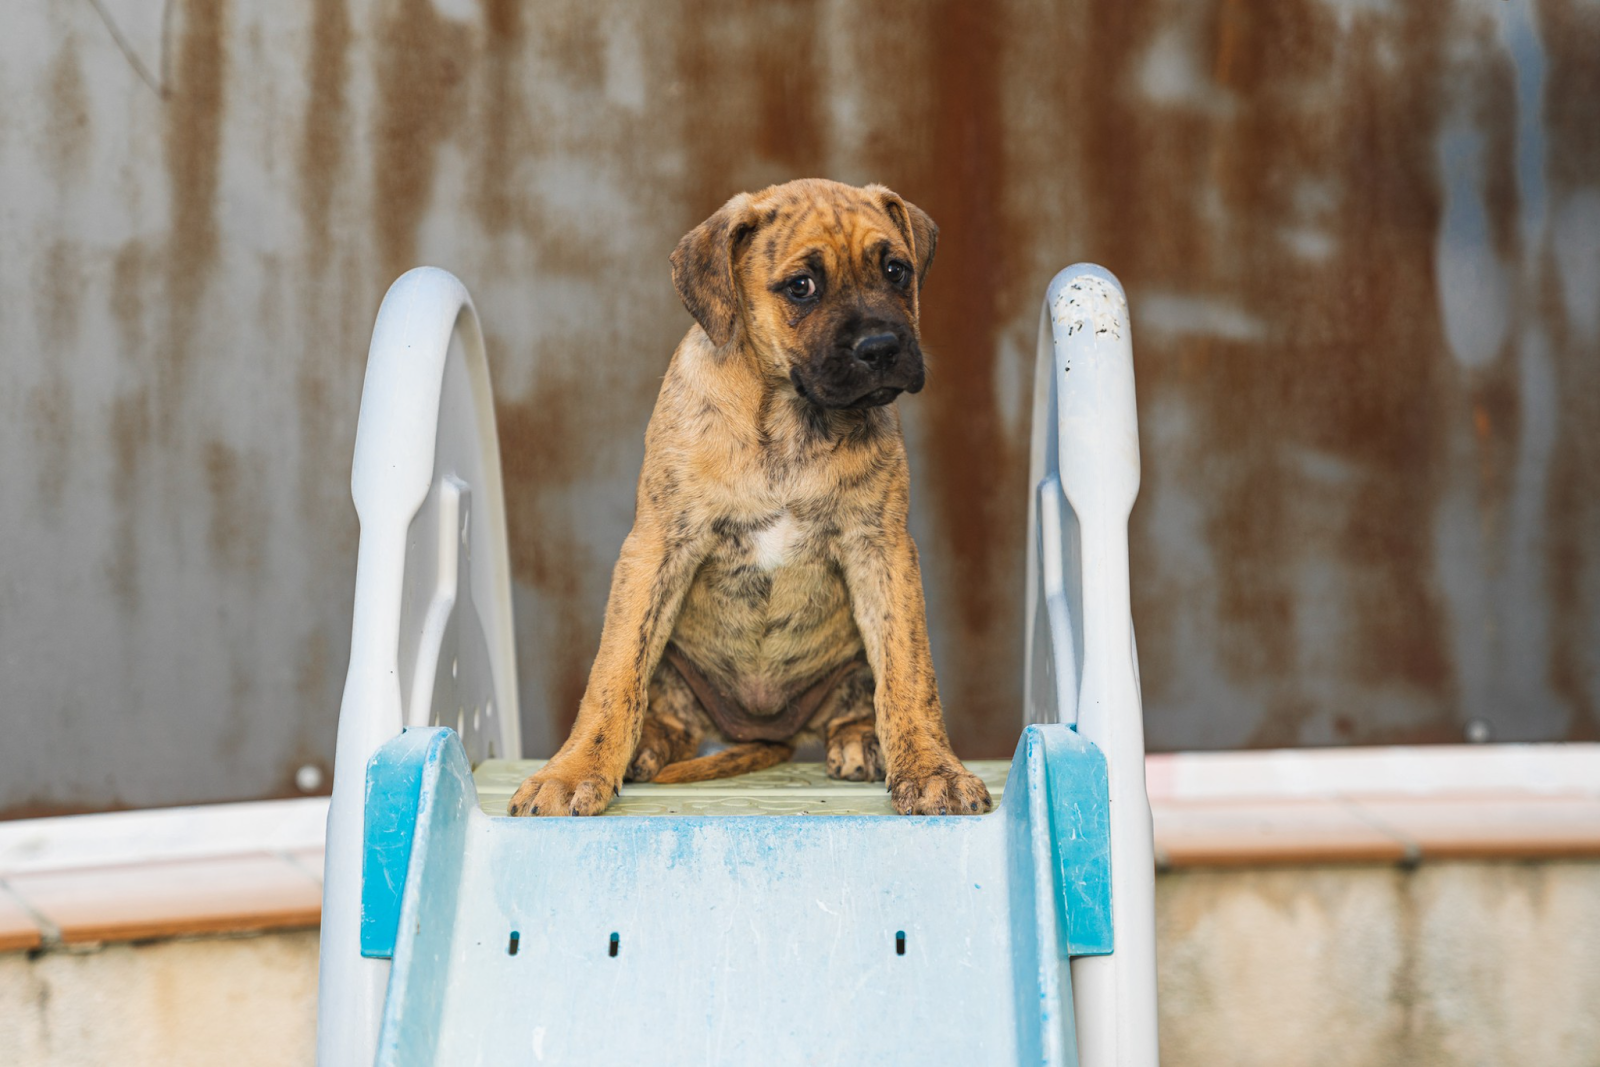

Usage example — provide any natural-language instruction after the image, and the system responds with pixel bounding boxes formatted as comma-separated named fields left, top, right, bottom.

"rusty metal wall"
left=1, top=0, right=1596, bottom=815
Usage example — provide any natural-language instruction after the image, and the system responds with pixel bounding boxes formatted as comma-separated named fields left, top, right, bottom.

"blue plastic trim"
left=361, top=727, right=439, bottom=959
left=1036, top=725, right=1113, bottom=955
left=377, top=728, right=476, bottom=1057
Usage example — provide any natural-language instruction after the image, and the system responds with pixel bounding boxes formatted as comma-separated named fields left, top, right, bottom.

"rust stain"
left=674, top=0, right=825, bottom=215
left=372, top=0, right=470, bottom=284
left=1093, top=0, right=1468, bottom=747
left=1473, top=20, right=1522, bottom=266
left=111, top=241, right=148, bottom=356
left=1540, top=0, right=1600, bottom=740
left=298, top=0, right=351, bottom=264
left=482, top=0, right=523, bottom=42
left=161, top=0, right=229, bottom=422
left=297, top=632, right=331, bottom=705
left=1454, top=8, right=1523, bottom=565
left=1541, top=0, right=1600, bottom=189
left=107, top=391, right=150, bottom=615
left=44, top=36, right=90, bottom=181
left=293, top=625, right=336, bottom=774
left=38, top=239, right=83, bottom=351
left=214, top=653, right=256, bottom=765
left=912, top=1, right=1015, bottom=758
left=496, top=350, right=606, bottom=738
left=1467, top=363, right=1521, bottom=545
left=472, top=5, right=630, bottom=740
left=1313, top=23, right=1453, bottom=711
left=536, top=3, right=604, bottom=93
left=480, top=6, right=685, bottom=743
left=472, top=0, right=529, bottom=240
left=752, top=2, right=822, bottom=169
left=32, top=241, right=83, bottom=515
left=106, top=241, right=151, bottom=616
left=293, top=0, right=360, bottom=617
left=28, top=371, right=73, bottom=516
left=203, top=439, right=267, bottom=578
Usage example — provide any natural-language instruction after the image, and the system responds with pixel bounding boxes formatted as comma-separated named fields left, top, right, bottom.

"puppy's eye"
left=785, top=275, right=817, bottom=301
left=884, top=259, right=912, bottom=289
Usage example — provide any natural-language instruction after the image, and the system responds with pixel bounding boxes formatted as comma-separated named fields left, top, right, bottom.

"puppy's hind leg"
left=818, top=661, right=886, bottom=783
left=627, top=659, right=708, bottom=782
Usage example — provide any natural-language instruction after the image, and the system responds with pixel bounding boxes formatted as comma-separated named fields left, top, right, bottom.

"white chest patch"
left=751, top=512, right=802, bottom=570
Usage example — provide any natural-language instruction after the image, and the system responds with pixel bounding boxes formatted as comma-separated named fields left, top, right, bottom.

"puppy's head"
left=671, top=178, right=937, bottom=410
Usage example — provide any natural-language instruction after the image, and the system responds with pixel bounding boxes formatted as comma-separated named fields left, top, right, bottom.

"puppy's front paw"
left=507, top=763, right=616, bottom=817
left=889, top=759, right=992, bottom=816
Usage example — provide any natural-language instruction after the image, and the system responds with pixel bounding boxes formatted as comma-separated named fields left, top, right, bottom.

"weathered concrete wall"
left=4, top=863, right=1598, bottom=1065
left=1, top=929, right=319, bottom=1066
left=1159, top=862, right=1600, bottom=1066
left=2, top=0, right=1597, bottom=813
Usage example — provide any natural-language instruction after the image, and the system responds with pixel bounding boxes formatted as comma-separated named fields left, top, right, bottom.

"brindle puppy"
left=508, top=178, right=992, bottom=817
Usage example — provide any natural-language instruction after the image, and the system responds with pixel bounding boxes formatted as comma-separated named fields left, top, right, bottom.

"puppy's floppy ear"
left=871, top=186, right=939, bottom=290
left=670, top=193, right=760, bottom=349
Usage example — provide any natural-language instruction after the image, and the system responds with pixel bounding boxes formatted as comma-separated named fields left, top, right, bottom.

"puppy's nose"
left=853, top=333, right=900, bottom=369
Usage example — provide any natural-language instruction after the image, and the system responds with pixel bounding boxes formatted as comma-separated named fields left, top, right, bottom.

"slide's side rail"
left=1024, top=265, right=1160, bottom=1067
left=319, top=268, right=521, bottom=1067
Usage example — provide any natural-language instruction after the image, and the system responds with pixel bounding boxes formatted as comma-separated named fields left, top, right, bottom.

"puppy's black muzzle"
left=794, top=321, right=925, bottom=410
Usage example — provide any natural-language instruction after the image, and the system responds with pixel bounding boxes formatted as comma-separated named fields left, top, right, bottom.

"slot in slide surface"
left=361, top=724, right=1112, bottom=1066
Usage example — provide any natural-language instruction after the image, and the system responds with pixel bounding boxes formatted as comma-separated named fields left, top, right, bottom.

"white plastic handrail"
left=1026, top=264, right=1161, bottom=1067
left=318, top=268, right=520, bottom=1066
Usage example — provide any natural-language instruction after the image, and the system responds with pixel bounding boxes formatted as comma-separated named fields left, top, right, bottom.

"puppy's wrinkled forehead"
left=755, top=194, right=906, bottom=280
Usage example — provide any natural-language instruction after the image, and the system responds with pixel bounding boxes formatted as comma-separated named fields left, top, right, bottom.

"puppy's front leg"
left=840, top=513, right=993, bottom=816
left=509, top=519, right=705, bottom=816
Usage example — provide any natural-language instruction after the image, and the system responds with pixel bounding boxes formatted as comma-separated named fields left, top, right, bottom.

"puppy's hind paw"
left=626, top=740, right=671, bottom=782
left=825, top=721, right=886, bottom=782
left=626, top=714, right=695, bottom=782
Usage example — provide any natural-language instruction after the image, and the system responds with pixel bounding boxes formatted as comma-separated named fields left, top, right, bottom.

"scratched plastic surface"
left=364, top=726, right=1109, bottom=1066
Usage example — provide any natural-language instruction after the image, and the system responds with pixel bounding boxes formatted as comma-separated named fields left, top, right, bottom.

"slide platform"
left=360, top=726, right=1110, bottom=1065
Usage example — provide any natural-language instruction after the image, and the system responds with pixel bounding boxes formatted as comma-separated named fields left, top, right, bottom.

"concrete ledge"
left=1147, top=743, right=1600, bottom=866
left=0, top=799, right=326, bottom=950
left=8, top=855, right=321, bottom=945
